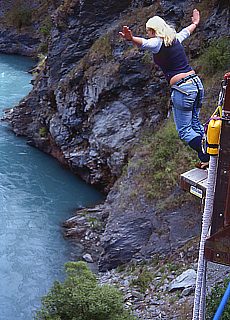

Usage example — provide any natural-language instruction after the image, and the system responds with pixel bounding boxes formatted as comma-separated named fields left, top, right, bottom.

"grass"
left=155, top=192, right=196, bottom=213
left=196, top=0, right=220, bottom=19
left=198, top=37, right=230, bottom=76
left=39, top=16, right=52, bottom=38
left=58, top=0, right=76, bottom=15
left=119, top=2, right=160, bottom=36
left=130, top=267, right=154, bottom=293
left=89, top=35, right=113, bottom=63
left=129, top=116, right=197, bottom=201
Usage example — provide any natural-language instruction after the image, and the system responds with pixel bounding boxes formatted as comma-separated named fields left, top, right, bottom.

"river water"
left=0, top=54, right=104, bottom=319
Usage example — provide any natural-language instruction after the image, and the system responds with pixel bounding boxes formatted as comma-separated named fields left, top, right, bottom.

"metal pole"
left=213, top=282, right=230, bottom=320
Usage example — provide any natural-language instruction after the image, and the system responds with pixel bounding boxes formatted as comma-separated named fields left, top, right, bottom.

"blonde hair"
left=146, top=16, right=176, bottom=46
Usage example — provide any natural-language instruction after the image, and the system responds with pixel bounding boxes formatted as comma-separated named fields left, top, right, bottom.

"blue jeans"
left=171, top=76, right=204, bottom=144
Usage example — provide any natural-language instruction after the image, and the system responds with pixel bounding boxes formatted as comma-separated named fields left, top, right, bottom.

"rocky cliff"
left=1, top=0, right=230, bottom=271
left=4, top=0, right=170, bottom=191
left=0, top=0, right=62, bottom=56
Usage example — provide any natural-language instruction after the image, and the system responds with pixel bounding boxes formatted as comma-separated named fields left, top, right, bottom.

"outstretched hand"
left=119, top=26, right=133, bottom=41
left=192, top=9, right=200, bottom=25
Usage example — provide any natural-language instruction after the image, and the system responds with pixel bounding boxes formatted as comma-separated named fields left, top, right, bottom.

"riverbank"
left=63, top=206, right=230, bottom=319
left=0, top=53, right=104, bottom=320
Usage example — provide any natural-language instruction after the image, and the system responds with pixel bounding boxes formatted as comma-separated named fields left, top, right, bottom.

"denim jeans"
left=171, top=76, right=204, bottom=144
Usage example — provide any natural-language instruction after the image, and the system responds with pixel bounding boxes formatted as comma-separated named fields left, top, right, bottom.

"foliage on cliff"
left=3, top=0, right=52, bottom=28
left=1, top=0, right=60, bottom=55
left=198, top=36, right=230, bottom=75
left=4, top=1, right=32, bottom=29
left=35, top=261, right=136, bottom=320
left=130, top=117, right=196, bottom=200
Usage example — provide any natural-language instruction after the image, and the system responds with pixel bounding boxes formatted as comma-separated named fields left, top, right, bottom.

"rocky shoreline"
left=62, top=205, right=107, bottom=265
left=98, top=259, right=230, bottom=319
left=63, top=207, right=230, bottom=319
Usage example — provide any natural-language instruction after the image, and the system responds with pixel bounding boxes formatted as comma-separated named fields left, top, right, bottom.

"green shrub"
left=131, top=267, right=154, bottom=293
left=199, top=37, right=230, bottom=75
left=38, top=42, right=49, bottom=54
left=39, top=127, right=48, bottom=138
left=206, top=278, right=230, bottom=320
left=35, top=261, right=136, bottom=320
left=40, top=17, right=52, bottom=37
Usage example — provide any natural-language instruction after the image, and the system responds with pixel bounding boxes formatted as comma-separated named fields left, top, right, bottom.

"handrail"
left=213, top=282, right=230, bottom=320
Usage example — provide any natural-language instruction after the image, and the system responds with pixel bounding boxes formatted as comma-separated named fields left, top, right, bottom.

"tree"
left=35, top=261, right=136, bottom=320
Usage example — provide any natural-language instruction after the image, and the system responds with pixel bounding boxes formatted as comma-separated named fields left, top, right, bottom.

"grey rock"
left=168, top=269, right=197, bottom=292
left=83, top=253, right=94, bottom=263
left=131, top=290, right=145, bottom=300
left=181, top=286, right=195, bottom=296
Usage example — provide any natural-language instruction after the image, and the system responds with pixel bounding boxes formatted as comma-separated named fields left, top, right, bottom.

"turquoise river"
left=0, top=54, right=104, bottom=319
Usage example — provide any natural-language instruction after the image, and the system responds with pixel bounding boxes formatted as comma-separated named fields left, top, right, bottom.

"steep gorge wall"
left=0, top=0, right=62, bottom=56
left=3, top=0, right=229, bottom=190
left=1, top=0, right=230, bottom=270
left=5, top=0, right=169, bottom=191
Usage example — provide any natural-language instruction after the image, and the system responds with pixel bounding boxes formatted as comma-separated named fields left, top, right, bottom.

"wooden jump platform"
left=180, top=168, right=208, bottom=199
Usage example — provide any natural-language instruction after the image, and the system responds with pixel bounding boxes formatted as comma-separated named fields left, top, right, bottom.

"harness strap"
left=171, top=84, right=190, bottom=95
left=193, top=78, right=201, bottom=107
left=175, top=73, right=198, bottom=86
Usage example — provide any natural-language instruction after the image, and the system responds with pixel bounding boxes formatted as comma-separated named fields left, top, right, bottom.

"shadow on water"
left=0, top=54, right=104, bottom=319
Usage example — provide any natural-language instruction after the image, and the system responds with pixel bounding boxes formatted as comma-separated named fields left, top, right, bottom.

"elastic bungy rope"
left=193, top=83, right=225, bottom=319
left=192, top=155, right=218, bottom=320
left=199, top=260, right=207, bottom=319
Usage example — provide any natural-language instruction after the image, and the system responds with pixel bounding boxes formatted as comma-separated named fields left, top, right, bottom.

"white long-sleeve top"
left=141, top=28, right=190, bottom=53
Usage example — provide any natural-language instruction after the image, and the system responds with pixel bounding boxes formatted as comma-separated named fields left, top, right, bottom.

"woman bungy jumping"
left=119, top=9, right=209, bottom=169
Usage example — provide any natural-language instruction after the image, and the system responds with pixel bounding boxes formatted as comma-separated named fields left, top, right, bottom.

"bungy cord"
left=192, top=155, right=218, bottom=320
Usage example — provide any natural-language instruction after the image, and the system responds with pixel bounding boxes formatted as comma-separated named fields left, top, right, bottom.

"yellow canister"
left=207, top=116, right=222, bottom=155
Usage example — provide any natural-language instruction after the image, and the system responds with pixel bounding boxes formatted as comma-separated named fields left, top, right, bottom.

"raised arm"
left=186, top=9, right=200, bottom=34
left=119, top=26, right=143, bottom=46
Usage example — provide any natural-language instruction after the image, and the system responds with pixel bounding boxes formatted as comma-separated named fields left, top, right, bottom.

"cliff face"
left=3, top=0, right=229, bottom=188
left=1, top=0, right=230, bottom=270
left=5, top=0, right=170, bottom=190
left=0, top=0, right=62, bottom=56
